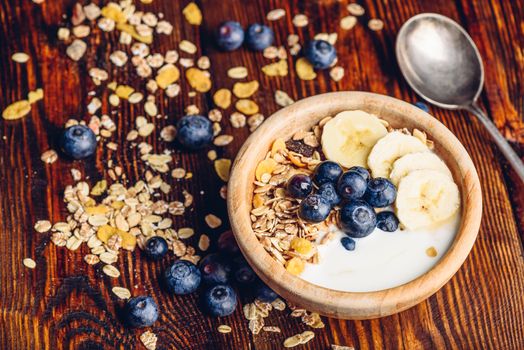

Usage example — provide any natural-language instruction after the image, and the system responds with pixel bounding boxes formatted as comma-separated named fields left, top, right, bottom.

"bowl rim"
left=227, top=91, right=482, bottom=319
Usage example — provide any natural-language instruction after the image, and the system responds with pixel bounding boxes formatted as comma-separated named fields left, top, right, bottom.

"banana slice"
left=367, top=131, right=429, bottom=178
left=389, top=152, right=452, bottom=186
left=396, top=169, right=460, bottom=230
left=321, top=110, right=388, bottom=168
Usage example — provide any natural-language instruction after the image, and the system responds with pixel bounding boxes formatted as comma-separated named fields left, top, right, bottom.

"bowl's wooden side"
left=227, top=92, right=482, bottom=319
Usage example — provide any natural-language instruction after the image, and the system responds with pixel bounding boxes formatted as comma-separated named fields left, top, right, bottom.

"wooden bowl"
left=227, top=92, right=482, bottom=319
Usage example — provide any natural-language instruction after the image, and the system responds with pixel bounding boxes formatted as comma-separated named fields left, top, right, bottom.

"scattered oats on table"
left=267, top=8, right=286, bottom=21
left=368, top=18, right=385, bottom=31
left=227, top=66, right=248, bottom=79
left=347, top=3, right=365, bottom=16
left=23, top=258, right=36, bottom=269
left=217, top=325, right=232, bottom=334
left=205, top=214, right=222, bottom=229
left=275, top=90, right=295, bottom=107
left=40, top=150, right=58, bottom=164
left=292, top=14, right=309, bottom=27
left=340, top=15, right=357, bottom=30
left=11, top=52, right=30, bottom=63
left=140, top=330, right=158, bottom=350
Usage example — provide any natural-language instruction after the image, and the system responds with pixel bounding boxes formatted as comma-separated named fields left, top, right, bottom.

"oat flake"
left=23, top=258, right=36, bottom=269
left=112, top=286, right=131, bottom=299
left=11, top=52, right=30, bottom=63
left=217, top=325, right=232, bottom=333
left=267, top=8, right=285, bottom=21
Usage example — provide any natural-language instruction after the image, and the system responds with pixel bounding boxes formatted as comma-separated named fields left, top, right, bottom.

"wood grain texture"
left=0, top=0, right=523, bottom=349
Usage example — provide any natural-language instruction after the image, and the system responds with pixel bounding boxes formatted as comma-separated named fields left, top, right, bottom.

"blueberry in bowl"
left=216, top=21, right=244, bottom=51
left=312, top=160, right=343, bottom=186
left=164, top=260, right=201, bottom=295
left=60, top=124, right=97, bottom=159
left=176, top=115, right=213, bottom=150
left=339, top=200, right=377, bottom=238
left=286, top=174, right=313, bottom=199
left=143, top=236, right=169, bottom=261
left=340, top=236, right=356, bottom=251
left=199, top=253, right=232, bottom=285
left=304, top=40, right=337, bottom=69
left=298, top=194, right=331, bottom=223
left=245, top=23, right=274, bottom=51
left=337, top=170, right=368, bottom=200
left=348, top=166, right=370, bottom=182
left=364, top=178, right=397, bottom=208
left=317, top=182, right=341, bottom=207
left=376, top=211, right=400, bottom=232
left=201, top=284, right=237, bottom=317
left=124, top=296, right=159, bottom=328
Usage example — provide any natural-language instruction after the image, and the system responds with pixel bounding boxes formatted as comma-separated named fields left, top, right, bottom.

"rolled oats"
left=140, top=331, right=158, bottom=350
left=112, top=286, right=131, bottom=299
left=23, top=258, right=36, bottom=269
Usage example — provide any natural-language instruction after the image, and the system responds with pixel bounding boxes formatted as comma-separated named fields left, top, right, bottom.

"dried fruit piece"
left=213, top=89, right=232, bottom=109
left=290, top=237, right=313, bottom=254
left=182, top=2, right=202, bottom=25
left=186, top=68, right=212, bottom=92
left=252, top=193, right=265, bottom=208
left=296, top=57, right=317, bottom=80
left=232, top=81, right=259, bottom=98
left=2, top=100, right=31, bottom=120
left=286, top=257, right=305, bottom=275
left=214, top=158, right=232, bottom=182
left=235, top=99, right=259, bottom=115
left=255, top=159, right=277, bottom=181
left=262, top=59, right=288, bottom=76
left=285, top=140, right=314, bottom=157
left=156, top=64, right=180, bottom=89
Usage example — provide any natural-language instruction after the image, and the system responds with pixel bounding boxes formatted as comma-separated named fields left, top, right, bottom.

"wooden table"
left=1, top=0, right=523, bottom=349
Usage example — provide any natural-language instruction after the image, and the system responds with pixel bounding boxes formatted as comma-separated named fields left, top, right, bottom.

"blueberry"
left=414, top=101, right=430, bottom=113
left=337, top=171, right=367, bottom=200
left=339, top=200, right=377, bottom=238
left=143, top=236, right=168, bottom=261
left=376, top=211, right=399, bottom=232
left=304, top=40, right=337, bottom=69
left=176, top=115, right=213, bottom=150
left=348, top=166, right=370, bottom=182
left=298, top=194, right=331, bottom=223
left=340, top=236, right=356, bottom=251
left=254, top=280, right=278, bottom=302
left=201, top=284, right=237, bottom=317
left=217, top=230, right=240, bottom=255
left=199, top=253, right=232, bottom=285
left=124, top=296, right=159, bottom=328
left=286, top=174, right=313, bottom=199
left=233, top=257, right=256, bottom=285
left=317, top=182, right=341, bottom=207
left=164, top=260, right=201, bottom=295
left=216, top=21, right=244, bottom=51
left=364, top=178, right=397, bottom=208
left=60, top=125, right=97, bottom=159
left=313, top=161, right=343, bottom=186
left=245, top=23, right=274, bottom=51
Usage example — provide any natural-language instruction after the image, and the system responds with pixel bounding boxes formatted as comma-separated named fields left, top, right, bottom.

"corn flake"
left=186, top=68, right=212, bottom=92
left=255, top=159, right=277, bottom=181
left=296, top=58, right=317, bottom=80
left=27, top=88, right=44, bottom=103
left=235, top=99, right=259, bottom=115
left=182, top=2, right=202, bottom=25
left=213, top=89, right=232, bottom=109
left=156, top=64, right=180, bottom=89
left=214, top=159, right=231, bottom=182
left=2, top=100, right=31, bottom=120
left=115, top=85, right=135, bottom=99
left=232, top=81, right=259, bottom=98
left=262, top=59, right=288, bottom=76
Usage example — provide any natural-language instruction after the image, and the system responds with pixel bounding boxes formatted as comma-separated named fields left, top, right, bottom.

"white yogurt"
left=300, top=213, right=461, bottom=292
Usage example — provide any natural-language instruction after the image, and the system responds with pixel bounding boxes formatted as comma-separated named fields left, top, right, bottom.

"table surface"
left=0, top=0, right=523, bottom=349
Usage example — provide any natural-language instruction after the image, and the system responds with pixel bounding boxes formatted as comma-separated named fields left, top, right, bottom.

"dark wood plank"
left=0, top=0, right=523, bottom=349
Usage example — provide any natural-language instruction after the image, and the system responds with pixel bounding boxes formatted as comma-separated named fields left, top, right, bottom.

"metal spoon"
left=396, top=13, right=524, bottom=182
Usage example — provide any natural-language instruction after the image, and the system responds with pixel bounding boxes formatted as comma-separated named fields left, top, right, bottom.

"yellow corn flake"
left=116, top=23, right=153, bottom=44
left=286, top=257, right=305, bottom=275
left=107, top=81, right=117, bottom=90
left=252, top=193, right=265, bottom=208
left=115, top=85, right=135, bottom=99
left=255, top=158, right=277, bottom=181
left=271, top=138, right=287, bottom=156
left=232, top=81, right=259, bottom=98
left=186, top=68, right=212, bottom=92
left=290, top=237, right=313, bottom=255
left=235, top=99, right=259, bottom=115
left=296, top=57, right=317, bottom=80
left=155, top=64, right=180, bottom=89
left=85, top=205, right=110, bottom=215
left=101, top=3, right=126, bottom=24
left=119, top=230, right=137, bottom=251
left=2, top=100, right=31, bottom=120
left=182, top=2, right=202, bottom=25
left=111, top=201, right=125, bottom=209
left=214, top=158, right=231, bottom=182
left=213, top=88, right=232, bottom=109
left=90, top=180, right=107, bottom=196
left=97, top=225, right=115, bottom=243
left=261, top=59, right=288, bottom=76
left=288, top=153, right=305, bottom=167
left=27, top=88, right=44, bottom=104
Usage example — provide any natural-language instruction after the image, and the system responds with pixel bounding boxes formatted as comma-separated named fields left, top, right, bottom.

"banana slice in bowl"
left=389, top=152, right=452, bottom=186
left=321, top=110, right=387, bottom=168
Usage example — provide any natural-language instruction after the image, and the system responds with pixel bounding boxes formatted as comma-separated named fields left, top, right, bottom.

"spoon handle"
left=466, top=103, right=524, bottom=182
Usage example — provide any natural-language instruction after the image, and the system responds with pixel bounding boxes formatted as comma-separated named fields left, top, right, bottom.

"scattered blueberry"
left=286, top=174, right=313, bottom=199
left=201, top=284, right=237, bottom=317
left=340, top=236, right=356, bottom=251
left=143, top=236, right=169, bottom=261
left=245, top=23, right=274, bottom=51
left=233, top=257, right=256, bottom=285
left=337, top=171, right=367, bottom=200
left=348, top=166, right=370, bottom=182
left=164, top=260, right=201, bottom=295
left=199, top=253, right=232, bottom=285
left=254, top=280, right=278, bottom=302
left=176, top=115, right=213, bottom=150
left=339, top=200, right=377, bottom=238
left=364, top=178, right=397, bottom=208
left=304, top=40, right=337, bottom=69
left=298, top=194, right=331, bottom=223
left=313, top=161, right=343, bottom=186
left=414, top=101, right=430, bottom=113
left=376, top=211, right=399, bottom=232
left=217, top=230, right=240, bottom=255
left=216, top=21, right=244, bottom=51
left=317, top=182, right=341, bottom=207
left=124, top=296, right=159, bottom=328
left=60, top=125, right=97, bottom=159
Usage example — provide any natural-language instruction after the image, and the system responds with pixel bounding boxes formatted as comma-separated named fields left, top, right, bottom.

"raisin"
left=285, top=140, right=314, bottom=157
